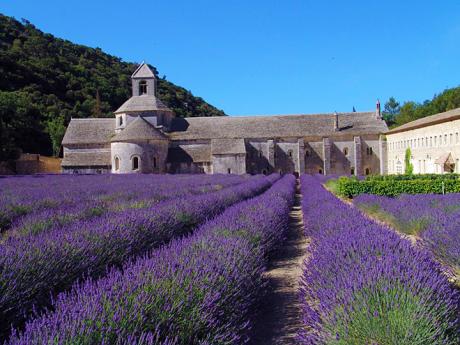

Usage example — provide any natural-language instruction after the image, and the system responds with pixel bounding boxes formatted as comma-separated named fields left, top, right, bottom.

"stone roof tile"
left=211, top=138, right=246, bottom=155
left=114, top=95, right=171, bottom=113
left=167, top=145, right=211, bottom=163
left=169, top=112, right=387, bottom=140
left=61, top=151, right=111, bottom=167
left=131, top=63, right=155, bottom=79
left=111, top=117, right=168, bottom=142
left=62, top=118, right=114, bottom=145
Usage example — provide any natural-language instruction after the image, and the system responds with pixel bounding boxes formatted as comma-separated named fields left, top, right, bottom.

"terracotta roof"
left=169, top=112, right=387, bottom=140
left=211, top=138, right=246, bottom=155
left=61, top=151, right=111, bottom=167
left=111, top=117, right=168, bottom=142
left=167, top=145, right=211, bottom=163
left=114, top=95, right=171, bottom=114
left=435, top=152, right=455, bottom=165
left=131, top=63, right=155, bottom=79
left=62, top=118, right=115, bottom=145
left=386, top=107, right=460, bottom=134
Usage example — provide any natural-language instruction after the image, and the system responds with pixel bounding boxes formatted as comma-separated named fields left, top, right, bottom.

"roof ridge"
left=131, top=61, right=145, bottom=77
left=183, top=112, right=374, bottom=120
left=70, top=118, right=114, bottom=121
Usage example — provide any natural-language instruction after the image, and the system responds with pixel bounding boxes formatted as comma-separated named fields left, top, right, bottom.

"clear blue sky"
left=2, top=1, right=460, bottom=116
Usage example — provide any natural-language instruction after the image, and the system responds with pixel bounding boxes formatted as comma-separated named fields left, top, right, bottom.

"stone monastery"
left=62, top=63, right=391, bottom=175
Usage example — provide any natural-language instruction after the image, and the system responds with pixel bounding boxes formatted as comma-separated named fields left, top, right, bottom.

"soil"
left=249, top=180, right=309, bottom=345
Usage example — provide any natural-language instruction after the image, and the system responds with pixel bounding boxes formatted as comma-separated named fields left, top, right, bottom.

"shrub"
left=335, top=176, right=460, bottom=198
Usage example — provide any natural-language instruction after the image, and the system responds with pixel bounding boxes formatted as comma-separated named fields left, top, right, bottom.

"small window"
left=318, top=168, right=323, bottom=174
left=262, top=169, right=267, bottom=175
left=114, top=156, right=120, bottom=171
left=258, top=150, right=263, bottom=158
left=305, top=150, right=311, bottom=157
left=343, top=147, right=349, bottom=156
left=288, top=150, right=293, bottom=157
left=139, top=80, right=147, bottom=95
left=227, top=168, right=231, bottom=174
left=365, top=168, right=371, bottom=175
left=132, top=156, right=139, bottom=170
left=456, top=133, right=459, bottom=144
left=350, top=167, right=355, bottom=175
left=153, top=157, right=157, bottom=168
left=367, top=147, right=373, bottom=155
left=118, top=116, right=123, bottom=127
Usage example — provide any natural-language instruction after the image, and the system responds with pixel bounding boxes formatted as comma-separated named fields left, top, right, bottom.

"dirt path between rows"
left=249, top=180, right=309, bottom=345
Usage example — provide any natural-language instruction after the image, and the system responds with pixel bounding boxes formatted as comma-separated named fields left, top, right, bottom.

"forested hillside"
left=383, top=86, right=460, bottom=128
left=0, top=14, right=225, bottom=159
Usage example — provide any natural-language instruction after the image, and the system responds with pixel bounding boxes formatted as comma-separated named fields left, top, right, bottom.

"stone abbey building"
left=62, top=63, right=389, bottom=175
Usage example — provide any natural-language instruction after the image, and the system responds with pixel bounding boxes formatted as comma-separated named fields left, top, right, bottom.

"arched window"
left=139, top=80, right=147, bottom=95
left=365, top=168, right=371, bottom=175
left=350, top=167, right=355, bottom=175
left=288, top=150, right=293, bottom=158
left=114, top=156, right=120, bottom=171
left=262, top=169, right=267, bottom=175
left=305, top=150, right=311, bottom=158
left=367, top=147, right=373, bottom=155
left=343, top=147, right=349, bottom=156
left=118, top=116, right=123, bottom=127
left=318, top=168, right=323, bottom=175
left=227, top=168, right=232, bottom=174
left=153, top=157, right=157, bottom=168
left=132, top=156, right=139, bottom=170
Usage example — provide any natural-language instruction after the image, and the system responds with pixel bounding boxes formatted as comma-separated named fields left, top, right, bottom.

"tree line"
left=383, top=86, right=460, bottom=128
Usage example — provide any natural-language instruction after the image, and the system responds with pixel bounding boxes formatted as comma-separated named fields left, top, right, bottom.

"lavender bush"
left=298, top=175, right=459, bottom=345
left=0, top=174, right=276, bottom=339
left=0, top=174, right=246, bottom=234
left=355, top=193, right=460, bottom=279
left=7, top=175, right=296, bottom=344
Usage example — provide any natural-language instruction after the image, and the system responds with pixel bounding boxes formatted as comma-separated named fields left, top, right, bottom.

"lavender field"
left=298, top=176, right=459, bottom=345
left=1, top=173, right=459, bottom=344
left=355, top=193, right=460, bottom=283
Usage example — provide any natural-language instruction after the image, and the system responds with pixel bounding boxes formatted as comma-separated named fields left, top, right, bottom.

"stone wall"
left=111, top=140, right=168, bottom=174
left=246, top=140, right=270, bottom=174
left=275, top=141, right=299, bottom=174
left=212, top=154, right=246, bottom=174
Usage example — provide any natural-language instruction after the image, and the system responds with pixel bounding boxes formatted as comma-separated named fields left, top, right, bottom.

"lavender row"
left=354, top=193, right=460, bottom=280
left=298, top=175, right=459, bottom=344
left=0, top=174, right=277, bottom=339
left=0, top=174, right=246, bottom=233
left=7, top=175, right=296, bottom=344
left=3, top=175, right=247, bottom=240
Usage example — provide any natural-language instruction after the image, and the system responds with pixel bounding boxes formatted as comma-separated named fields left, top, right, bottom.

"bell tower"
left=131, top=62, right=156, bottom=96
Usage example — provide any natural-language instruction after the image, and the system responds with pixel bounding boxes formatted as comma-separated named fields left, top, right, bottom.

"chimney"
left=334, top=111, right=339, bottom=131
left=376, top=99, right=381, bottom=119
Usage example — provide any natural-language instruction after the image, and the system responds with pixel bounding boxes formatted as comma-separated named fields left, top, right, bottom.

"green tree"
left=382, top=97, right=400, bottom=126
left=91, top=89, right=102, bottom=118
left=46, top=115, right=66, bottom=156
left=404, top=148, right=413, bottom=175
left=0, top=91, right=42, bottom=160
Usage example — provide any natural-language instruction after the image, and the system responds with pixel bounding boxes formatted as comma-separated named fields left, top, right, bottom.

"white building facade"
left=386, top=108, right=460, bottom=174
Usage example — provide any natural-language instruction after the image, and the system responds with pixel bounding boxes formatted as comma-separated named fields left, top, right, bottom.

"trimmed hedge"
left=365, top=173, right=460, bottom=181
left=336, top=176, right=460, bottom=198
